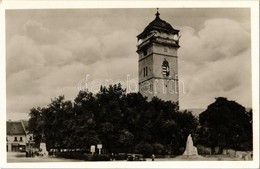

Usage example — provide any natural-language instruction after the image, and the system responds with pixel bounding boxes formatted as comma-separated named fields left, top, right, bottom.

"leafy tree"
left=95, top=84, right=125, bottom=153
left=118, top=129, right=134, bottom=153
left=152, top=143, right=165, bottom=154
left=43, top=96, right=75, bottom=151
left=197, top=97, right=252, bottom=153
left=73, top=90, right=100, bottom=150
left=174, top=110, right=198, bottom=151
left=28, top=107, right=45, bottom=147
left=135, top=142, right=153, bottom=157
left=28, top=83, right=198, bottom=156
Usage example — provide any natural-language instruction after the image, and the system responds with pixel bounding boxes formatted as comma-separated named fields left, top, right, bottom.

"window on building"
left=30, top=136, right=32, bottom=141
left=144, top=67, right=148, bottom=77
left=162, top=59, right=170, bottom=77
left=143, top=49, right=147, bottom=56
left=14, top=137, right=17, bottom=142
left=20, top=137, right=23, bottom=142
left=148, top=48, right=152, bottom=54
left=164, top=47, right=169, bottom=52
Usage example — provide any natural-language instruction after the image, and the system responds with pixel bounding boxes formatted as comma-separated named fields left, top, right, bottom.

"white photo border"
left=0, top=0, right=259, bottom=168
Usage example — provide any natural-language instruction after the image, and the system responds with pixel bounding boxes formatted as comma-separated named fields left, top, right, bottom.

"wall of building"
left=138, top=52, right=153, bottom=83
left=152, top=78, right=178, bottom=102
left=138, top=42, right=179, bottom=103
left=7, top=135, right=27, bottom=152
left=152, top=44, right=178, bottom=79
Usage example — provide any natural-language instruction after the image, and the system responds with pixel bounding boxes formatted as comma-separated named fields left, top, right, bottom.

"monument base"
left=175, top=134, right=206, bottom=160
left=39, top=143, right=48, bottom=157
left=174, top=155, right=206, bottom=160
left=183, top=134, right=198, bottom=156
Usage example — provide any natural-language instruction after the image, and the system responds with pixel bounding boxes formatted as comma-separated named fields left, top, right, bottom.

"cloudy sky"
left=6, top=8, right=251, bottom=120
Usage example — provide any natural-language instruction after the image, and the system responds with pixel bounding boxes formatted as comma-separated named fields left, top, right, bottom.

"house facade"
left=6, top=120, right=34, bottom=152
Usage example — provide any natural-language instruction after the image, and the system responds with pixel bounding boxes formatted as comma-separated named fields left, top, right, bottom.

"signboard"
left=90, top=145, right=95, bottom=153
left=97, top=144, right=102, bottom=154
left=97, top=144, right=102, bottom=149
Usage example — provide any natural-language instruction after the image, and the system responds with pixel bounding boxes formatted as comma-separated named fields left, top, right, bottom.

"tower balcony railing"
left=155, top=36, right=179, bottom=46
left=137, top=36, right=179, bottom=50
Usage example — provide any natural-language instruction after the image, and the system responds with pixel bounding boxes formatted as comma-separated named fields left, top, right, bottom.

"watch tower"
left=137, top=10, right=180, bottom=104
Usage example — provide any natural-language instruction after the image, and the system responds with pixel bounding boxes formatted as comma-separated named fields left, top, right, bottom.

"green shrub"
left=152, top=143, right=165, bottom=154
left=56, top=151, right=89, bottom=161
left=115, top=153, right=127, bottom=160
left=56, top=151, right=110, bottom=161
left=135, top=142, right=153, bottom=158
left=91, top=154, right=110, bottom=161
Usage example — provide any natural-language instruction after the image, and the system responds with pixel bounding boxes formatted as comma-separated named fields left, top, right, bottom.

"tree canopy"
left=197, top=97, right=252, bottom=153
left=28, top=87, right=252, bottom=156
left=28, top=84, right=197, bottom=156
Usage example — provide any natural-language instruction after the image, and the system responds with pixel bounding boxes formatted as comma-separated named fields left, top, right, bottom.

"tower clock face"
left=162, top=59, right=170, bottom=77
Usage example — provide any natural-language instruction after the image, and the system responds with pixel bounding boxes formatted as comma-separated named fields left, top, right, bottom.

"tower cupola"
left=137, top=10, right=179, bottom=40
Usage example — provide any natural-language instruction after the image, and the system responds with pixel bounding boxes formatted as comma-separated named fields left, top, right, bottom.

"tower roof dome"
left=137, top=10, right=179, bottom=39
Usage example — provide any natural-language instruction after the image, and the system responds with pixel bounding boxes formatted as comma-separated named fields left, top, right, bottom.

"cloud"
left=101, top=29, right=138, bottom=59
left=7, top=38, right=138, bottom=115
left=23, top=20, right=53, bottom=44
left=62, top=35, right=103, bottom=65
left=22, top=20, right=101, bottom=66
left=6, top=11, right=252, bottom=119
left=199, top=19, right=250, bottom=59
left=40, top=45, right=74, bottom=66
left=21, top=20, right=139, bottom=65
left=179, top=18, right=251, bottom=109
left=6, top=35, right=45, bottom=75
left=179, top=19, right=250, bottom=64
left=7, top=19, right=140, bottom=115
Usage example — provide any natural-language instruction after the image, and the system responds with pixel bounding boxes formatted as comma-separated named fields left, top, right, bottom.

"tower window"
left=144, top=67, right=148, bottom=77
left=143, top=49, right=147, bottom=56
left=20, top=137, right=23, bottom=142
left=14, top=137, right=17, bottom=142
left=148, top=48, right=152, bottom=54
left=162, top=59, right=170, bottom=77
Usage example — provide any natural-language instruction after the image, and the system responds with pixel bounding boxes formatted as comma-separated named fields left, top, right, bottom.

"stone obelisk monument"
left=39, top=143, right=48, bottom=156
left=175, top=134, right=204, bottom=160
left=183, top=134, right=198, bottom=156
left=39, top=133, right=48, bottom=157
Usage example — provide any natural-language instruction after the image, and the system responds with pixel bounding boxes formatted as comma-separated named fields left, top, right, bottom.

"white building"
left=6, top=120, right=34, bottom=152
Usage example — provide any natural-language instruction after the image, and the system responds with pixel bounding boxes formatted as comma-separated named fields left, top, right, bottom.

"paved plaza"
left=7, top=152, right=83, bottom=162
left=7, top=152, right=246, bottom=163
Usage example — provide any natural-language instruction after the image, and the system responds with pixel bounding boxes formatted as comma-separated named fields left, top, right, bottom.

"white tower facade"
left=137, top=11, right=180, bottom=105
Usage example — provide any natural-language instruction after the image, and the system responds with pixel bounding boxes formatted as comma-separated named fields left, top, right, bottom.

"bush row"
left=55, top=152, right=110, bottom=161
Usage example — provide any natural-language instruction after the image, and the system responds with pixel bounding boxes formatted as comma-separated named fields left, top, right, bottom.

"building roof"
left=6, top=120, right=27, bottom=135
left=21, top=120, right=29, bottom=131
left=137, top=11, right=179, bottom=39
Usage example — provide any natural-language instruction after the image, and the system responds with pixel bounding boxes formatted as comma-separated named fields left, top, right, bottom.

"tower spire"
left=156, top=8, right=160, bottom=18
